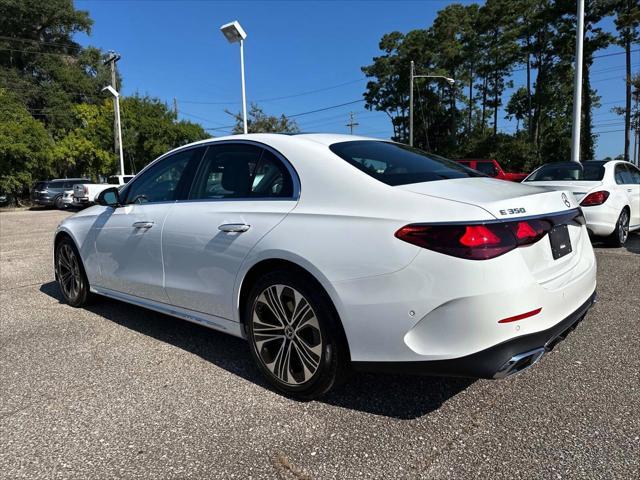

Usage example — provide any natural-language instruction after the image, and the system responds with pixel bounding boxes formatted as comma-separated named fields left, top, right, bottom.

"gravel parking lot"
left=1, top=208, right=639, bottom=479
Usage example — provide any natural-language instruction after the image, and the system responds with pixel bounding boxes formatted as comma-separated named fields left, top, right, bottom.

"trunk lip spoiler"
left=405, top=208, right=585, bottom=228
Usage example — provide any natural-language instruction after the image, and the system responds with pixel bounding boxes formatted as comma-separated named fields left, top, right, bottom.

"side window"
left=628, top=165, right=640, bottom=184
left=475, top=162, right=498, bottom=176
left=251, top=150, right=293, bottom=197
left=50, top=181, right=64, bottom=189
left=124, top=148, right=203, bottom=204
left=614, top=164, right=630, bottom=184
left=190, top=144, right=262, bottom=199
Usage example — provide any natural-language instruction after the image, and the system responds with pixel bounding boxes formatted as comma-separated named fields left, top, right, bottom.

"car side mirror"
left=96, top=187, right=121, bottom=207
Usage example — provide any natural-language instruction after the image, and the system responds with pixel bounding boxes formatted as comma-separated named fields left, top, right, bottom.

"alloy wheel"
left=57, top=243, right=82, bottom=301
left=251, top=284, right=323, bottom=386
left=618, top=210, right=629, bottom=244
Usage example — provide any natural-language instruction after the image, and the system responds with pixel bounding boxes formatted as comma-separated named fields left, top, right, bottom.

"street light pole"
left=102, top=86, right=125, bottom=177
left=570, top=0, right=585, bottom=163
left=220, top=21, right=248, bottom=134
left=239, top=38, right=248, bottom=134
left=409, top=61, right=455, bottom=147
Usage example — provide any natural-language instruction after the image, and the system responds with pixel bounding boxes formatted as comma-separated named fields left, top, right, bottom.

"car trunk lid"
left=521, top=180, right=602, bottom=203
left=397, top=177, right=589, bottom=285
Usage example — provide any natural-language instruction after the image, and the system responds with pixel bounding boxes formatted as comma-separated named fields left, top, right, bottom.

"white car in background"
left=523, top=161, right=640, bottom=246
left=72, top=174, right=135, bottom=207
left=54, top=134, right=597, bottom=399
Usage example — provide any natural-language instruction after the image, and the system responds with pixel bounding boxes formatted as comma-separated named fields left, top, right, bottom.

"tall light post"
left=409, top=60, right=455, bottom=147
left=220, top=20, right=248, bottom=134
left=102, top=86, right=125, bottom=177
left=570, top=0, right=585, bottom=163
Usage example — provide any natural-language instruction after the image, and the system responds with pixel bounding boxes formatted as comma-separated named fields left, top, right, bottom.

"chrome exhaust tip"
left=493, top=347, right=546, bottom=379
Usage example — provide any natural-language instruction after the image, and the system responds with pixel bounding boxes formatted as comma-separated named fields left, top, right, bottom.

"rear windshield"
left=34, top=182, right=47, bottom=190
left=329, top=141, right=482, bottom=186
left=526, top=162, right=605, bottom=181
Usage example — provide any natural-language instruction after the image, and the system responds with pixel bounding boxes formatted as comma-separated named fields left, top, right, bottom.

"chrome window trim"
left=120, top=139, right=301, bottom=205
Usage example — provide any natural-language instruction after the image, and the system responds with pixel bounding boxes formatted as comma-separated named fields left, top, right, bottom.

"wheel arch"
left=236, top=257, right=351, bottom=361
left=53, top=229, right=89, bottom=282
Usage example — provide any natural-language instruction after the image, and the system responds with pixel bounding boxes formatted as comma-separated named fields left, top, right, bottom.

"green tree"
left=613, top=0, right=640, bottom=161
left=0, top=89, right=54, bottom=202
left=227, top=103, right=300, bottom=134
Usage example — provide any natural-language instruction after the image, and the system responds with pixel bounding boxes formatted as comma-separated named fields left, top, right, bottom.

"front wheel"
left=245, top=270, right=349, bottom=400
left=54, top=195, right=64, bottom=209
left=606, top=209, right=630, bottom=247
left=55, top=237, right=92, bottom=307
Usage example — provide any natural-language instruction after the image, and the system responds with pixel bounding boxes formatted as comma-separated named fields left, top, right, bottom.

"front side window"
left=123, top=147, right=204, bottom=204
left=329, top=141, right=482, bottom=186
left=526, top=162, right=605, bottom=182
left=190, top=144, right=293, bottom=199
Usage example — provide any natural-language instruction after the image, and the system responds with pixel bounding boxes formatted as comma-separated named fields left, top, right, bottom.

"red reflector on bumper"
left=498, top=307, right=542, bottom=324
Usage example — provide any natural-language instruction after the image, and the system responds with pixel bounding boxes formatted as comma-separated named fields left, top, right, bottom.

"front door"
left=162, top=143, right=298, bottom=319
left=93, top=146, right=205, bottom=302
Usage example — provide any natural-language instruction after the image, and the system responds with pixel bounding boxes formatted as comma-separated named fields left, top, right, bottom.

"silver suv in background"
left=31, top=179, right=91, bottom=209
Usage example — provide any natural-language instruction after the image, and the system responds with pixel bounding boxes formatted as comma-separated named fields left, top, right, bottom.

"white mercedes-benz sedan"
left=54, top=134, right=597, bottom=399
left=523, top=160, right=640, bottom=246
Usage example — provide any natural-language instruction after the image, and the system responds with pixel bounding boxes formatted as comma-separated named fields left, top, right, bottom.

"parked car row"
left=30, top=175, right=134, bottom=210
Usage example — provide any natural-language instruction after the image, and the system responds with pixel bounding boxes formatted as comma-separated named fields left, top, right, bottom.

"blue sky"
left=75, top=0, right=637, bottom=159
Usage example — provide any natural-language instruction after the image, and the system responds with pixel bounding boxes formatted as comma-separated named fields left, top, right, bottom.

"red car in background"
left=457, top=159, right=528, bottom=182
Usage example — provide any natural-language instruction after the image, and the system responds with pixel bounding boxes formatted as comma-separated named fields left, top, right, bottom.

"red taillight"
left=580, top=190, right=609, bottom=206
left=395, top=219, right=552, bottom=260
left=459, top=225, right=501, bottom=247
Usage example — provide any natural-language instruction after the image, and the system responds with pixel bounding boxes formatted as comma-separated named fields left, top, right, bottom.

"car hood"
left=397, top=177, right=579, bottom=219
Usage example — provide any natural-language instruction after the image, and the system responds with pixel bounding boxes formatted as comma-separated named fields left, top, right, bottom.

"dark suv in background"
left=31, top=179, right=90, bottom=208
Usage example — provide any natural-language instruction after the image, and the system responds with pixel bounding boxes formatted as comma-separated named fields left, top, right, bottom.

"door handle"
left=627, top=189, right=633, bottom=193
left=218, top=223, right=250, bottom=233
left=132, top=221, right=154, bottom=229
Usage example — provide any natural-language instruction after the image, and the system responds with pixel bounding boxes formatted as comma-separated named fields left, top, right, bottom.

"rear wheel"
left=606, top=209, right=629, bottom=247
left=55, top=237, right=92, bottom=307
left=245, top=270, right=349, bottom=400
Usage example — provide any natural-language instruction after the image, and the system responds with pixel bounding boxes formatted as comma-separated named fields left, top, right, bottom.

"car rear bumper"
left=353, top=290, right=596, bottom=379
left=582, top=204, right=618, bottom=236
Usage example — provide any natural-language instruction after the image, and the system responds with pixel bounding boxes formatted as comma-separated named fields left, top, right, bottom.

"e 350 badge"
left=499, top=207, right=526, bottom=215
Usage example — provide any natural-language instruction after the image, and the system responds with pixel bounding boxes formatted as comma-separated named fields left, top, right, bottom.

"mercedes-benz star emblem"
left=561, top=193, right=571, bottom=208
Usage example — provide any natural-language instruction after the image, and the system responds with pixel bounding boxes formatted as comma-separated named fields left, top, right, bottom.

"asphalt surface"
left=1, top=208, right=638, bottom=480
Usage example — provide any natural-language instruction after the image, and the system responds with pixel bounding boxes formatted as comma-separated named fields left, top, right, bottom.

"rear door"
left=162, top=142, right=298, bottom=320
left=92, top=146, right=204, bottom=302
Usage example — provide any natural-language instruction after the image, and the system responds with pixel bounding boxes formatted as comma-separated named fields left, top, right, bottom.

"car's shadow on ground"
left=591, top=232, right=640, bottom=254
left=39, top=281, right=473, bottom=420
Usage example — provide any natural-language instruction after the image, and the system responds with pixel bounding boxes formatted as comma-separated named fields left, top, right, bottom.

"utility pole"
left=103, top=51, right=122, bottom=156
left=173, top=97, right=178, bottom=117
left=570, top=0, right=585, bottom=163
left=346, top=112, right=359, bottom=134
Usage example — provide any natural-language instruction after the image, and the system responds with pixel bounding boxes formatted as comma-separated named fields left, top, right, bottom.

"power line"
left=0, top=35, right=82, bottom=50
left=179, top=77, right=366, bottom=105
left=288, top=99, right=365, bottom=118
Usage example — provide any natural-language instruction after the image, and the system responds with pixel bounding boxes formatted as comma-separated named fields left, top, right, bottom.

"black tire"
left=54, top=195, right=64, bottom=209
left=605, top=209, right=630, bottom=247
left=244, top=269, right=349, bottom=400
left=55, top=236, right=92, bottom=307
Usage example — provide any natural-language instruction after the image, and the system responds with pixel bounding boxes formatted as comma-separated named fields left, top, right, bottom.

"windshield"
left=526, top=162, right=605, bottom=182
left=329, top=141, right=483, bottom=186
